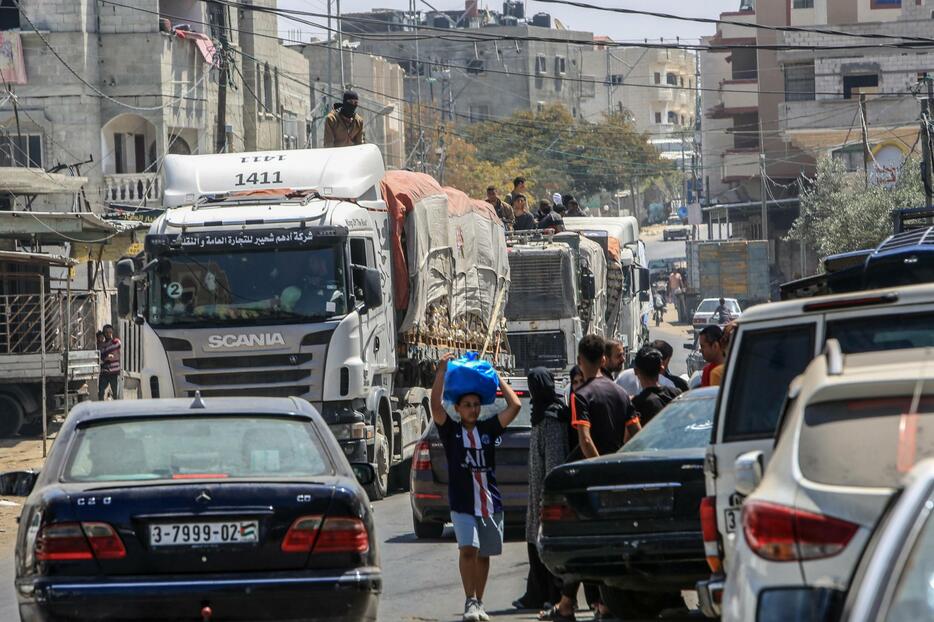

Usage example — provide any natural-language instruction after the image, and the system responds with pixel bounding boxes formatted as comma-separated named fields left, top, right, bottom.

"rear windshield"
left=64, top=417, right=332, bottom=482
left=485, top=394, right=534, bottom=427
left=827, top=311, right=934, bottom=354
left=696, top=300, right=739, bottom=313
left=799, top=397, right=934, bottom=488
left=622, top=394, right=716, bottom=452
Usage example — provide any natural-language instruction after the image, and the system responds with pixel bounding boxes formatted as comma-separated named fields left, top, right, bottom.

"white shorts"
left=450, top=511, right=504, bottom=557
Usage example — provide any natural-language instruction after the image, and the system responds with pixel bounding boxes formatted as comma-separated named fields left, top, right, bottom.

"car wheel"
left=365, top=416, right=390, bottom=501
left=412, top=511, right=444, bottom=539
left=0, top=393, right=24, bottom=438
left=599, top=586, right=681, bottom=619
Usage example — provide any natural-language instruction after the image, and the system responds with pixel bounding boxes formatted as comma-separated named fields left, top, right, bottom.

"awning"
left=0, top=249, right=76, bottom=267
left=0, top=211, right=144, bottom=243
left=0, top=168, right=87, bottom=194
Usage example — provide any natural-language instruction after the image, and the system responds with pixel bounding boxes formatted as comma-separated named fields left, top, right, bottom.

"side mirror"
left=638, top=267, right=651, bottom=292
left=735, top=450, right=765, bottom=497
left=117, top=282, right=132, bottom=318
left=639, top=291, right=650, bottom=302
left=116, top=257, right=135, bottom=282
left=352, top=266, right=383, bottom=313
left=580, top=272, right=596, bottom=301
left=350, top=463, right=376, bottom=486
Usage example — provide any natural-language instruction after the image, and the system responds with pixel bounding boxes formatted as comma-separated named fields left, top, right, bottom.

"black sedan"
left=410, top=379, right=534, bottom=538
left=15, top=396, right=380, bottom=622
left=538, top=387, right=718, bottom=619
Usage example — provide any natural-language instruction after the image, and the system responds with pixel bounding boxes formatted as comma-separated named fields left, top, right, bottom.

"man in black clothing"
left=651, top=339, right=689, bottom=392
left=564, top=198, right=586, bottom=217
left=537, top=201, right=564, bottom=232
left=631, top=346, right=681, bottom=429
left=512, top=194, right=537, bottom=231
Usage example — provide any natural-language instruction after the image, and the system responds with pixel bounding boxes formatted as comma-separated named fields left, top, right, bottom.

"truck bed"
left=687, top=240, right=769, bottom=304
left=0, top=349, right=99, bottom=383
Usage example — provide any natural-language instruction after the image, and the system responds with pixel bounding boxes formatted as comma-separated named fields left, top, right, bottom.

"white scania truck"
left=115, top=146, right=510, bottom=499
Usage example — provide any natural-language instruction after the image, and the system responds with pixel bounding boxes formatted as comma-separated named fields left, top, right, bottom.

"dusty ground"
left=0, top=427, right=56, bottom=549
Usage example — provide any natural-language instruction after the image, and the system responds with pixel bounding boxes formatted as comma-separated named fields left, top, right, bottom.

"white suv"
left=697, top=284, right=934, bottom=617
left=722, top=343, right=934, bottom=621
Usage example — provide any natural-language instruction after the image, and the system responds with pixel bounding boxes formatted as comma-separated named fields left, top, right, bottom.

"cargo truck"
left=115, top=146, right=510, bottom=499
left=685, top=240, right=770, bottom=313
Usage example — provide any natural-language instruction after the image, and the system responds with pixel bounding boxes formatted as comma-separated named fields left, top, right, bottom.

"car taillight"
left=413, top=440, right=432, bottom=471
left=281, top=515, right=369, bottom=554
left=314, top=517, right=370, bottom=554
left=541, top=502, right=576, bottom=522
left=699, top=497, right=721, bottom=573
left=281, top=515, right=323, bottom=553
left=35, top=522, right=125, bottom=561
left=742, top=501, right=858, bottom=562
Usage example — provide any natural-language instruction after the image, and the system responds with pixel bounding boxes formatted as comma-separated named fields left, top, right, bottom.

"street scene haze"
left=2, top=0, right=934, bottom=621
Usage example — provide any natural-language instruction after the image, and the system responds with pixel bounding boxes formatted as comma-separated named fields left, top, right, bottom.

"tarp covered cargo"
left=379, top=171, right=509, bottom=341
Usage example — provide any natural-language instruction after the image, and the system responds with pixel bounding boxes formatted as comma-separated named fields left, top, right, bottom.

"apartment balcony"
left=708, top=79, right=758, bottom=118
left=654, top=88, right=675, bottom=102
left=712, top=11, right=757, bottom=47
left=722, top=149, right=759, bottom=182
left=102, top=173, right=163, bottom=205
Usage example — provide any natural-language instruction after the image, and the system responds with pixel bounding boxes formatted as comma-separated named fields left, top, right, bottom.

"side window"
left=349, top=238, right=367, bottom=267
left=349, top=238, right=377, bottom=303
left=723, top=324, right=815, bottom=442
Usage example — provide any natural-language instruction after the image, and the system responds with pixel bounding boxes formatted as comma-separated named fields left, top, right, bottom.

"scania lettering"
left=115, top=146, right=511, bottom=501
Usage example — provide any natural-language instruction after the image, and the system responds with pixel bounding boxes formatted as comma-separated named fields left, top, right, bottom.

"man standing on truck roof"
left=699, top=325, right=726, bottom=387
left=323, top=90, right=365, bottom=148
left=97, top=324, right=122, bottom=401
left=512, top=195, right=537, bottom=231
left=486, top=186, right=513, bottom=229
left=431, top=353, right=522, bottom=622
left=507, top=176, right=527, bottom=205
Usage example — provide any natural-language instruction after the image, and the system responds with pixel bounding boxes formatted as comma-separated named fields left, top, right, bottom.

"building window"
left=536, top=101, right=545, bottom=113
left=870, top=0, right=900, bottom=7
left=112, top=133, right=147, bottom=174
left=793, top=0, right=814, bottom=7
left=0, top=0, right=19, bottom=30
left=610, top=74, right=625, bottom=85
left=469, top=104, right=490, bottom=122
left=733, top=112, right=760, bottom=150
left=667, top=111, right=677, bottom=124
left=666, top=73, right=678, bottom=86
left=832, top=146, right=863, bottom=172
left=843, top=74, right=879, bottom=99
left=555, top=56, right=566, bottom=75
left=679, top=76, right=684, bottom=87
left=0, top=134, right=41, bottom=167
left=654, top=72, right=661, bottom=84
left=681, top=114, right=685, bottom=125
left=282, top=111, right=300, bottom=149
left=535, top=54, right=547, bottom=74
left=263, top=63, right=273, bottom=112
left=655, top=112, right=662, bottom=124
left=466, top=59, right=484, bottom=74
left=206, top=1, right=228, bottom=41
left=785, top=61, right=815, bottom=102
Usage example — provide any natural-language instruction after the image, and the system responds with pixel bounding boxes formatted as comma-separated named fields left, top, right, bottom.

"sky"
left=277, top=0, right=743, bottom=44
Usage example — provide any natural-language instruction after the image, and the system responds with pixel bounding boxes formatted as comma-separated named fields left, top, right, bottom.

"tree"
left=787, top=157, right=925, bottom=257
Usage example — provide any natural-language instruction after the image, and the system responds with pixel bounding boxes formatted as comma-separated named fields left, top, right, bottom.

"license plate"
left=150, top=520, right=259, bottom=547
left=724, top=508, right=739, bottom=533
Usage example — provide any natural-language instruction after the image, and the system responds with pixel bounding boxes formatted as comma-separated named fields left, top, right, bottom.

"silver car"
left=723, top=343, right=934, bottom=622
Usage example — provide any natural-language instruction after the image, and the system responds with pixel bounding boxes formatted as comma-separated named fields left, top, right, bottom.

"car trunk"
left=428, top=425, right=531, bottom=486
left=65, top=481, right=342, bottom=575
left=542, top=449, right=705, bottom=537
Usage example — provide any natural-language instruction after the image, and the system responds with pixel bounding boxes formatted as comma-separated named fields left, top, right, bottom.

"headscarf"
left=528, top=367, right=567, bottom=426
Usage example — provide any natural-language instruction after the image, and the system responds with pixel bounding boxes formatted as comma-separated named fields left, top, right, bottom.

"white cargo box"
left=163, top=145, right=386, bottom=208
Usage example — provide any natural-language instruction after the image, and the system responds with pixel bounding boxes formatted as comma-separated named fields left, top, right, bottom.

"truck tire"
left=412, top=511, right=444, bottom=539
left=598, top=586, right=682, bottom=620
left=0, top=393, right=24, bottom=438
left=365, top=415, right=390, bottom=501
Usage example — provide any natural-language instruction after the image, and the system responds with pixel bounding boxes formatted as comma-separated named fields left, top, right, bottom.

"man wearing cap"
left=324, top=90, right=365, bottom=148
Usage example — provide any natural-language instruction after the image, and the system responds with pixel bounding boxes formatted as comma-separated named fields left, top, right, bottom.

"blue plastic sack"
left=443, top=352, right=500, bottom=406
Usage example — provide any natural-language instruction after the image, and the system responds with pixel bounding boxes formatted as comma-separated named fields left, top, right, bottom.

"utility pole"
left=922, top=75, right=934, bottom=207
left=860, top=93, right=870, bottom=188
left=327, top=0, right=333, bottom=95
left=759, top=152, right=768, bottom=241
left=412, top=0, right=424, bottom=171
left=337, top=0, right=345, bottom=87
left=214, top=4, right=228, bottom=153
left=605, top=46, right=611, bottom=114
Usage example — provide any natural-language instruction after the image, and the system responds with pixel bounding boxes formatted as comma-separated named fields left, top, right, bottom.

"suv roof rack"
left=824, top=339, right=843, bottom=376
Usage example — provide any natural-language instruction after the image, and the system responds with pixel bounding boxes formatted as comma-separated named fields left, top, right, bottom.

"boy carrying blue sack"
left=431, top=352, right=521, bottom=622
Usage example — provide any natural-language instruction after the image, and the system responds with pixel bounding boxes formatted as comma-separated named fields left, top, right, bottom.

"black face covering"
left=528, top=367, right=567, bottom=426
left=340, top=103, right=357, bottom=118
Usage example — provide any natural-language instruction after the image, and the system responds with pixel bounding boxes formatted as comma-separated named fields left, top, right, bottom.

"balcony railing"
left=0, top=292, right=97, bottom=355
left=103, top=173, right=162, bottom=205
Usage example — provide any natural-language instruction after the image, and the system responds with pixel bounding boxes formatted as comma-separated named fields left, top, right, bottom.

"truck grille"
left=186, top=386, right=310, bottom=398
left=182, top=353, right=314, bottom=370
left=184, top=369, right=311, bottom=386
left=508, top=331, right=567, bottom=372
left=506, top=253, right=576, bottom=321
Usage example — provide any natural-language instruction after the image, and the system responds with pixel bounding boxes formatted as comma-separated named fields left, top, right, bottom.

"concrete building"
left=0, top=0, right=310, bottom=216
left=294, top=43, right=406, bottom=169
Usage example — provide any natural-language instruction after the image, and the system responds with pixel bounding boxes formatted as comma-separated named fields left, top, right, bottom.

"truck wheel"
left=365, top=416, right=390, bottom=501
left=0, top=394, right=24, bottom=438
left=599, top=586, right=681, bottom=619
left=412, top=511, right=444, bottom=539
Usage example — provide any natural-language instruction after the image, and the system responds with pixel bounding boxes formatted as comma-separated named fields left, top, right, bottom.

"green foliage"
left=787, top=156, right=925, bottom=257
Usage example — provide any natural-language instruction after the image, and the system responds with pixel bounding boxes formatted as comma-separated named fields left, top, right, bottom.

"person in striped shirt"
left=431, top=353, right=522, bottom=622
left=97, top=324, right=122, bottom=400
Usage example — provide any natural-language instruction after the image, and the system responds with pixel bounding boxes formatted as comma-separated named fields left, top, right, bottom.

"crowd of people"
left=486, top=177, right=588, bottom=233
left=436, top=329, right=733, bottom=621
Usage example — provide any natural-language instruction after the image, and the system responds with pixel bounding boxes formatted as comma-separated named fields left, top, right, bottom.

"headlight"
left=331, top=422, right=367, bottom=440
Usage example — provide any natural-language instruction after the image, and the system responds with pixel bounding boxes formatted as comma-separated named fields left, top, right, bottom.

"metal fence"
left=0, top=292, right=97, bottom=355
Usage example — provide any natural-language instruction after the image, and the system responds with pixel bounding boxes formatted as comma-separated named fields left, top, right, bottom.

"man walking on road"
left=668, top=270, right=686, bottom=323
left=323, top=90, right=365, bottom=147
left=431, top=353, right=522, bottom=622
left=699, top=325, right=726, bottom=387
left=630, top=347, right=681, bottom=429
left=97, top=324, right=122, bottom=400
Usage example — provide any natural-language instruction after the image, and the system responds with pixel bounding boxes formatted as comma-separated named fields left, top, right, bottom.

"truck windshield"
left=147, top=245, right=347, bottom=326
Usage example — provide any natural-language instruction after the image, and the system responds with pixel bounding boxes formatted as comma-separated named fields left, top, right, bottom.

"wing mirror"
left=638, top=267, right=651, bottom=292
left=116, top=257, right=135, bottom=282
left=580, top=271, right=596, bottom=301
left=352, top=266, right=383, bottom=314
left=350, top=463, right=376, bottom=486
left=735, top=450, right=765, bottom=497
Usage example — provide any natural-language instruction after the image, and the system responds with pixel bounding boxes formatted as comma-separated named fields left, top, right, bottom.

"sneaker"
left=477, top=601, right=491, bottom=621
left=463, top=598, right=481, bottom=622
